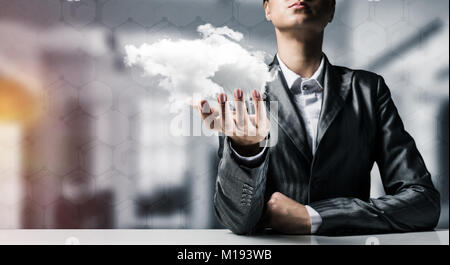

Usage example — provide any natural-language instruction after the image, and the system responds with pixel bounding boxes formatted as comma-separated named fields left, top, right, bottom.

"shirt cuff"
left=228, top=138, right=268, bottom=164
left=305, top=205, right=322, bottom=234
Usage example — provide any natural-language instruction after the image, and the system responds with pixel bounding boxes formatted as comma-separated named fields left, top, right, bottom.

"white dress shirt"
left=229, top=53, right=324, bottom=234
left=278, top=54, right=325, bottom=155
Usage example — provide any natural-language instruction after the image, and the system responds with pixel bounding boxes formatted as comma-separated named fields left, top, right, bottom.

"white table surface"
left=0, top=229, right=447, bottom=245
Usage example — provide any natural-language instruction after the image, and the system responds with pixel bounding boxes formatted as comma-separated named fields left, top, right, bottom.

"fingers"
left=262, top=192, right=283, bottom=228
left=251, top=89, right=268, bottom=136
left=197, top=89, right=256, bottom=137
left=198, top=99, right=213, bottom=120
left=217, top=93, right=234, bottom=135
left=234, top=89, right=249, bottom=135
left=198, top=100, right=220, bottom=130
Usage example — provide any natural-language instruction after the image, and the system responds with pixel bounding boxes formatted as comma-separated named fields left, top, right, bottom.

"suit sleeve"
left=309, top=76, right=441, bottom=236
left=213, top=135, right=270, bottom=235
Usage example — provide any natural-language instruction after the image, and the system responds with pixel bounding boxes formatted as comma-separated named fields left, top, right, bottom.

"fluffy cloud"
left=124, top=24, right=275, bottom=112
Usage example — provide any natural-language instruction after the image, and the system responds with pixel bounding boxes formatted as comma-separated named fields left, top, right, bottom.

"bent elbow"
left=228, top=223, right=254, bottom=235
left=213, top=203, right=255, bottom=235
left=213, top=196, right=258, bottom=235
left=426, top=189, right=441, bottom=229
left=416, top=186, right=441, bottom=230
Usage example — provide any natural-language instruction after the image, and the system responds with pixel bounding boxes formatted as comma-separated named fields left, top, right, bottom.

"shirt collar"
left=276, top=53, right=325, bottom=91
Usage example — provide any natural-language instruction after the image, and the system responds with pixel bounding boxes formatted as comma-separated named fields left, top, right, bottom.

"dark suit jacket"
left=213, top=54, right=441, bottom=236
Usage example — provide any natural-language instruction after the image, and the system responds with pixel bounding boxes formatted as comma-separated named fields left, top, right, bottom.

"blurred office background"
left=0, top=0, right=448, bottom=229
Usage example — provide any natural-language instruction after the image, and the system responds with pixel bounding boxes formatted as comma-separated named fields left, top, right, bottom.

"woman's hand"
left=262, top=192, right=312, bottom=235
left=195, top=89, right=270, bottom=156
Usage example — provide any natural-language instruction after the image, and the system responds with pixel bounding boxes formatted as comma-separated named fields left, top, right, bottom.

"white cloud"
left=124, top=23, right=275, bottom=112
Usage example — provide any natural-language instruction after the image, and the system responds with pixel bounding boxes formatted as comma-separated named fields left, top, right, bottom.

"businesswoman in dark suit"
left=195, top=0, right=440, bottom=236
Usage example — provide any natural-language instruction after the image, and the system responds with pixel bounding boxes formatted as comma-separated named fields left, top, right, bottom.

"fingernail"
left=237, top=89, right=243, bottom=99
left=218, top=94, right=227, bottom=104
left=254, top=90, right=261, bottom=99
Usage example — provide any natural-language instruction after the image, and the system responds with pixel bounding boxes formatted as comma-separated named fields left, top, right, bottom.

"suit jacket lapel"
left=265, top=56, right=313, bottom=164
left=264, top=54, right=352, bottom=166
left=314, top=55, right=352, bottom=157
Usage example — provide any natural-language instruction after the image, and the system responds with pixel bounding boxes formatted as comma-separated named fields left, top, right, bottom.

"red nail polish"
left=237, top=89, right=243, bottom=99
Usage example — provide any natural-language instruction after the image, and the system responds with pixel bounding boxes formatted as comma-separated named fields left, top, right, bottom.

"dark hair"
left=264, top=0, right=337, bottom=5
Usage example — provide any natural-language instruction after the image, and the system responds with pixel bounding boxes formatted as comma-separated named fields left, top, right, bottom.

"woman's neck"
left=275, top=29, right=324, bottom=78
